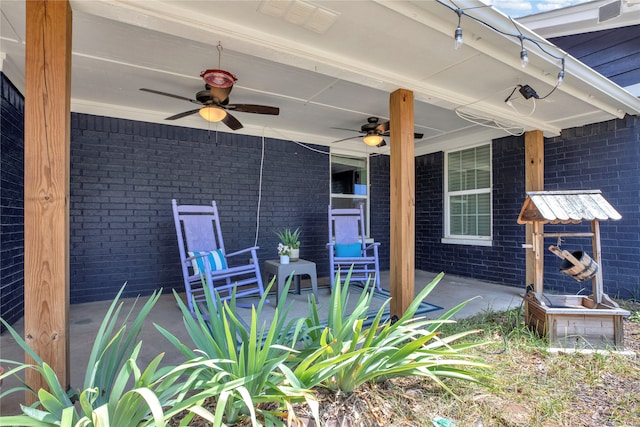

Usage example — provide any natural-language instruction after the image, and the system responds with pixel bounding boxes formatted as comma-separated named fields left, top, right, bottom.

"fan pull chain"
left=217, top=42, right=223, bottom=68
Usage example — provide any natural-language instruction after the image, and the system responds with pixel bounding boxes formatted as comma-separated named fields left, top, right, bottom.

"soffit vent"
left=598, top=0, right=622, bottom=22
left=259, top=0, right=339, bottom=34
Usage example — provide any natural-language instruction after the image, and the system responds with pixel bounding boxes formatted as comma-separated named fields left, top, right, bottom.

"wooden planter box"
left=525, top=293, right=629, bottom=349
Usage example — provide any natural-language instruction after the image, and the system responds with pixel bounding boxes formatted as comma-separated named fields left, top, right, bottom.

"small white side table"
left=263, top=259, right=318, bottom=305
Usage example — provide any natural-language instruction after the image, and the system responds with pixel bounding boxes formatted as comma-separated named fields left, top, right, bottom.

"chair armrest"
left=184, top=252, right=208, bottom=264
left=226, top=246, right=259, bottom=258
left=365, top=242, right=380, bottom=250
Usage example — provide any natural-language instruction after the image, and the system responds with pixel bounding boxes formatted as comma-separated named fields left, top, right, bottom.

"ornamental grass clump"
left=157, top=278, right=320, bottom=427
left=293, top=271, right=491, bottom=394
left=0, top=285, right=219, bottom=427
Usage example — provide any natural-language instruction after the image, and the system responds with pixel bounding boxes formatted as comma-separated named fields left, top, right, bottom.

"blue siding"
left=550, top=24, right=640, bottom=88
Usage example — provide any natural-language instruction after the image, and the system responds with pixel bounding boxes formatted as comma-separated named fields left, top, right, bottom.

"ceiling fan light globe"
left=363, top=134, right=383, bottom=146
left=199, top=106, right=227, bottom=122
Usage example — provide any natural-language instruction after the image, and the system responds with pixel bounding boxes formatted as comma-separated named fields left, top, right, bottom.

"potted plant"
left=277, top=243, right=291, bottom=264
left=275, top=227, right=301, bottom=261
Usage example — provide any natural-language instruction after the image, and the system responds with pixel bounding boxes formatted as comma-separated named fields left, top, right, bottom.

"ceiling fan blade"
left=382, top=132, right=422, bottom=139
left=377, top=139, right=387, bottom=148
left=222, top=112, right=243, bottom=130
left=140, top=88, right=199, bottom=104
left=226, top=104, right=279, bottom=115
left=331, top=135, right=360, bottom=144
left=165, top=108, right=201, bottom=120
left=375, top=121, right=390, bottom=134
left=330, top=127, right=363, bottom=133
left=374, top=123, right=422, bottom=139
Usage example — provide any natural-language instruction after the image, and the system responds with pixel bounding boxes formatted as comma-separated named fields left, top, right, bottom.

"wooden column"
left=524, top=130, right=544, bottom=294
left=591, top=220, right=603, bottom=304
left=24, top=0, right=72, bottom=402
left=389, top=89, right=415, bottom=317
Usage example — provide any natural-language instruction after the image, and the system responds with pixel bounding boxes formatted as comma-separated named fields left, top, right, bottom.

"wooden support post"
left=524, top=130, right=544, bottom=293
left=591, top=220, right=603, bottom=304
left=24, top=0, right=72, bottom=403
left=389, top=89, right=415, bottom=317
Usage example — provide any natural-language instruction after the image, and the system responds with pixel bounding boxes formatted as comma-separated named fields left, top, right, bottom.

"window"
left=443, top=144, right=492, bottom=245
left=330, top=153, right=370, bottom=235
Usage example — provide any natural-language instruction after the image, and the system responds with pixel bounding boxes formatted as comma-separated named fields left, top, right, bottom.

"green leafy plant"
left=156, top=277, right=319, bottom=426
left=292, top=271, right=491, bottom=394
left=0, top=285, right=220, bottom=427
left=275, top=228, right=301, bottom=249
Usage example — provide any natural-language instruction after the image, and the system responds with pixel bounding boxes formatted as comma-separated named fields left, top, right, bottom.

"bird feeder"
left=518, top=190, right=630, bottom=348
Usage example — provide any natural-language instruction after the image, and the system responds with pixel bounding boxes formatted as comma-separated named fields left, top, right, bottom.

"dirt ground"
left=172, top=312, right=639, bottom=427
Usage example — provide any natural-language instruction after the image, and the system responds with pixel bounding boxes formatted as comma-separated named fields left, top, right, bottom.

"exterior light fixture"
left=363, top=133, right=383, bottom=146
left=440, top=0, right=567, bottom=105
left=199, top=106, right=227, bottom=122
left=520, top=48, right=529, bottom=67
left=454, top=26, right=463, bottom=49
left=518, top=35, right=528, bottom=67
left=557, top=59, right=566, bottom=85
left=454, top=8, right=463, bottom=50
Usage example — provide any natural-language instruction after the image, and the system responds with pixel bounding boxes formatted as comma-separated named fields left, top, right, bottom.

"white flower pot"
left=280, top=255, right=290, bottom=264
left=290, top=248, right=299, bottom=262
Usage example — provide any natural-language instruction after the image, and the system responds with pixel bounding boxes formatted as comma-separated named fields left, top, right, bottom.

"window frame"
left=330, top=150, right=371, bottom=238
left=442, top=143, right=493, bottom=246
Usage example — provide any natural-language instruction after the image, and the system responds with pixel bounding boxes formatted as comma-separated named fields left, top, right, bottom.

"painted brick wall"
left=542, top=116, right=640, bottom=299
left=2, top=67, right=638, bottom=323
left=67, top=114, right=637, bottom=302
left=416, top=151, right=445, bottom=273
left=415, top=137, right=529, bottom=287
left=0, top=73, right=25, bottom=331
left=413, top=119, right=640, bottom=299
left=69, top=114, right=330, bottom=304
left=370, top=154, right=390, bottom=269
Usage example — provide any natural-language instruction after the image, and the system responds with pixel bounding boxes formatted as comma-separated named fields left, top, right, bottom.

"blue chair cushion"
left=335, top=243, right=362, bottom=257
left=188, top=249, right=228, bottom=274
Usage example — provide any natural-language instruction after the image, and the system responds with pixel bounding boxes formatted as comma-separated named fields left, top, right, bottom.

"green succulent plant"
left=275, top=227, right=301, bottom=249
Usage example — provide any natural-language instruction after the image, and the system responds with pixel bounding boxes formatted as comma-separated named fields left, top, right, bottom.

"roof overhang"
left=1, top=0, right=639, bottom=155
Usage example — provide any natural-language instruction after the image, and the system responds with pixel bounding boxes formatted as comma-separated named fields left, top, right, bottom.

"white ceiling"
left=2, top=0, right=639, bottom=156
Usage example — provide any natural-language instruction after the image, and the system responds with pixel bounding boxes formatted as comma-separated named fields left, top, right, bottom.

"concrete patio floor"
left=0, top=270, right=523, bottom=416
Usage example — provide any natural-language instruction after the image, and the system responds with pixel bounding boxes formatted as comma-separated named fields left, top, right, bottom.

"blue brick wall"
left=542, top=116, right=640, bottom=299
left=1, top=73, right=25, bottom=331
left=70, top=114, right=330, bottom=303
left=370, top=154, right=390, bottom=269
left=2, top=66, right=638, bottom=323
left=416, top=151, right=445, bottom=272
left=413, top=118, right=639, bottom=299
left=414, top=139, right=527, bottom=286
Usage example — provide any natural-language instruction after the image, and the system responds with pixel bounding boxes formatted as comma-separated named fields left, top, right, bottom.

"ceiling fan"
left=141, top=42, right=279, bottom=130
left=139, top=83, right=279, bottom=131
left=332, top=117, right=424, bottom=147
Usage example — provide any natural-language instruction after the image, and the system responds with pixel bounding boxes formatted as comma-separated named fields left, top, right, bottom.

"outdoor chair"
left=327, top=204, right=382, bottom=291
left=172, top=199, right=266, bottom=315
